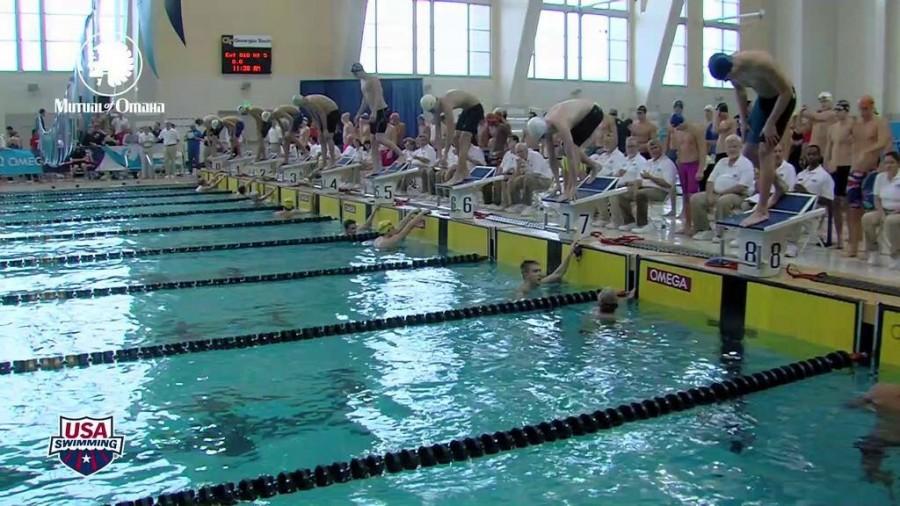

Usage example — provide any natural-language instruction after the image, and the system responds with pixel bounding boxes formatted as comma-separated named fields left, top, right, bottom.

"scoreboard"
left=221, top=34, right=272, bottom=75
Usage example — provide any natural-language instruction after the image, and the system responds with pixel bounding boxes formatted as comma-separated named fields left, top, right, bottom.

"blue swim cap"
left=670, top=113, right=684, bottom=127
left=708, top=53, right=733, bottom=81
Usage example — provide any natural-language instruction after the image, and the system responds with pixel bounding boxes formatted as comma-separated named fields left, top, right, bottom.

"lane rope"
left=109, top=351, right=860, bottom=506
left=0, top=216, right=331, bottom=243
left=1, top=254, right=486, bottom=305
left=0, top=197, right=247, bottom=215
left=1, top=289, right=596, bottom=375
left=0, top=230, right=371, bottom=269
left=0, top=189, right=231, bottom=206
left=0, top=206, right=280, bottom=227
left=0, top=184, right=195, bottom=201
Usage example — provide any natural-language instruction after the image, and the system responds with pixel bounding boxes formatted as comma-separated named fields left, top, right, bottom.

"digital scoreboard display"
left=221, top=34, right=272, bottom=75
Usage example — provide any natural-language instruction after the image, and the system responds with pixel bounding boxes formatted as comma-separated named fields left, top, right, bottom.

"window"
left=703, top=0, right=739, bottom=88
left=0, top=0, right=16, bottom=70
left=662, top=4, right=687, bottom=86
left=528, top=0, right=629, bottom=82
left=360, top=0, right=491, bottom=77
left=2, top=0, right=127, bottom=71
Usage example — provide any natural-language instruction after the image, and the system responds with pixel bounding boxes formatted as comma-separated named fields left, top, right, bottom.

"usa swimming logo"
left=47, top=416, right=125, bottom=477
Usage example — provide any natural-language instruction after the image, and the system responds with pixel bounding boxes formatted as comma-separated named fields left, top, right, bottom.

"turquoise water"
left=0, top=190, right=894, bottom=505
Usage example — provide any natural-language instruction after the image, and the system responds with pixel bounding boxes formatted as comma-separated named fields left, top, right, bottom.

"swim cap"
left=351, top=63, right=365, bottom=73
left=237, top=104, right=249, bottom=114
left=597, top=288, right=619, bottom=307
left=704, top=104, right=714, bottom=112
left=377, top=220, right=393, bottom=234
left=670, top=113, right=684, bottom=127
left=672, top=99, right=684, bottom=109
left=707, top=53, right=733, bottom=81
left=817, top=91, right=833, bottom=102
left=859, top=95, right=875, bottom=108
left=716, top=102, right=729, bottom=113
left=261, top=110, right=272, bottom=122
left=525, top=117, right=548, bottom=140
left=211, top=119, right=220, bottom=128
left=637, top=105, right=647, bottom=113
left=292, top=94, right=304, bottom=107
left=420, top=94, right=438, bottom=112
left=835, top=99, right=850, bottom=111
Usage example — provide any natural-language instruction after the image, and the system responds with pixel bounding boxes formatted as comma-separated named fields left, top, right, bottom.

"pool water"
left=0, top=187, right=894, bottom=505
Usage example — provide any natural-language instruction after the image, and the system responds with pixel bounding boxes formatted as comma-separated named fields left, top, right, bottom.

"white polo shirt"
left=617, top=153, right=648, bottom=186
left=267, top=124, right=283, bottom=144
left=468, top=145, right=486, bottom=165
left=776, top=160, right=797, bottom=192
left=411, top=144, right=437, bottom=168
left=709, top=155, right=755, bottom=194
left=159, top=128, right=179, bottom=147
left=589, top=149, right=626, bottom=177
left=500, top=150, right=517, bottom=174
left=522, top=149, right=552, bottom=178
left=795, top=165, right=835, bottom=201
left=642, top=155, right=677, bottom=191
left=874, top=171, right=900, bottom=211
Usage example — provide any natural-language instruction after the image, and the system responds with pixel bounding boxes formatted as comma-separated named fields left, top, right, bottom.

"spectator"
left=504, top=142, right=553, bottom=212
left=609, top=108, right=631, bottom=154
left=690, top=134, right=755, bottom=241
left=387, top=112, right=405, bottom=147
left=158, top=121, right=180, bottom=178
left=862, top=151, right=900, bottom=268
left=486, top=113, right=511, bottom=165
left=416, top=114, right=431, bottom=145
left=782, top=144, right=834, bottom=257
left=29, top=129, right=39, bottom=153
left=186, top=119, right=204, bottom=172
left=6, top=127, right=21, bottom=148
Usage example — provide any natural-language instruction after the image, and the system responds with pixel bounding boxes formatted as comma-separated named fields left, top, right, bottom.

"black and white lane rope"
left=0, top=189, right=231, bottom=206
left=0, top=254, right=485, bottom=305
left=108, top=351, right=861, bottom=506
left=1, top=205, right=280, bottom=227
left=0, top=184, right=195, bottom=201
left=0, top=197, right=247, bottom=215
left=0, top=231, right=374, bottom=269
left=0, top=216, right=330, bottom=243
left=1, top=289, right=597, bottom=375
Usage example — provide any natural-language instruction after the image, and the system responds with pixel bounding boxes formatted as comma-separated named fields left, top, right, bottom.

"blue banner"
left=99, top=146, right=143, bottom=171
left=0, top=149, right=43, bottom=176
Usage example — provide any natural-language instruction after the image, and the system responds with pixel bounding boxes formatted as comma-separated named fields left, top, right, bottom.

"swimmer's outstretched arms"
left=373, top=209, right=428, bottom=250
left=594, top=287, right=635, bottom=321
left=344, top=204, right=379, bottom=235
left=515, top=240, right=580, bottom=298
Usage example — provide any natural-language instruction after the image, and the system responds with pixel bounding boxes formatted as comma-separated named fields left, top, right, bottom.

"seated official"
left=502, top=142, right=553, bottom=212
left=588, top=132, right=626, bottom=177
left=862, top=152, right=900, bottom=269
left=598, top=137, right=647, bottom=229
left=616, top=139, right=676, bottom=232
left=780, top=145, right=834, bottom=257
left=690, top=134, right=755, bottom=241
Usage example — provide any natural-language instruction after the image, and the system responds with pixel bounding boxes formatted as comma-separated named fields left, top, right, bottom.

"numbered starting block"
left=207, top=154, right=230, bottom=172
left=224, top=153, right=256, bottom=176
left=367, top=161, right=418, bottom=204
left=248, top=157, right=281, bottom=180
left=437, top=166, right=506, bottom=219
left=319, top=155, right=363, bottom=194
left=541, top=176, right=626, bottom=234
left=277, top=156, right=317, bottom=185
left=717, top=193, right=825, bottom=277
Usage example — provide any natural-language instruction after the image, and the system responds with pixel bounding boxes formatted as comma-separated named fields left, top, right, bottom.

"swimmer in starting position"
left=525, top=100, right=603, bottom=201
left=238, top=104, right=271, bottom=162
left=420, top=89, right=484, bottom=185
left=708, top=50, right=797, bottom=227
left=292, top=94, right=341, bottom=168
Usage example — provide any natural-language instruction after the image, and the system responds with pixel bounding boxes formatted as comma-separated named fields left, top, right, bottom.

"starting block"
left=277, top=156, right=317, bottom=185
left=248, top=157, right=281, bottom=179
left=437, top=166, right=506, bottom=219
left=368, top=161, right=419, bottom=204
left=542, top=176, right=626, bottom=234
left=207, top=154, right=230, bottom=172
left=223, top=153, right=256, bottom=175
left=717, top=193, right=825, bottom=277
left=319, top=155, right=363, bottom=194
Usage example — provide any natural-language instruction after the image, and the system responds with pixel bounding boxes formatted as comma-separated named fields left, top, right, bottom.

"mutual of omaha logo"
left=76, top=34, right=143, bottom=97
left=48, top=416, right=125, bottom=476
left=646, top=267, right=691, bottom=292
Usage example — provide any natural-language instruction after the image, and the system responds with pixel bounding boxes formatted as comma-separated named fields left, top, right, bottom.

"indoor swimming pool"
left=0, top=185, right=893, bottom=505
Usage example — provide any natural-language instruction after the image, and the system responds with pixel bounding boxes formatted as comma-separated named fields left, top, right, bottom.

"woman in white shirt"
left=861, top=152, right=900, bottom=268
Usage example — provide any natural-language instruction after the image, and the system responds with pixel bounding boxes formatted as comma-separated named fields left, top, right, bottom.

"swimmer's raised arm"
left=542, top=240, right=579, bottom=284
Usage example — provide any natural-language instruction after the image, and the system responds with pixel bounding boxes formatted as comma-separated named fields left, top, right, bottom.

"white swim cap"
left=420, top=94, right=438, bottom=112
left=211, top=119, right=220, bottom=128
left=292, top=94, right=304, bottom=107
left=261, top=111, right=272, bottom=122
left=525, top=117, right=548, bottom=140
left=237, top=104, right=248, bottom=114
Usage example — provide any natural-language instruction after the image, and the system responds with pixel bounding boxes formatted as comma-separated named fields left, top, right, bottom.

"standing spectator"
left=111, top=112, right=129, bottom=144
left=37, top=108, right=46, bottom=131
left=138, top=126, right=156, bottom=179
left=151, top=121, right=162, bottom=140
left=186, top=119, right=204, bottom=172
left=416, top=114, right=431, bottom=144
left=387, top=112, right=405, bottom=147
left=29, top=129, right=39, bottom=154
left=6, top=127, right=21, bottom=148
left=158, top=122, right=179, bottom=178
left=609, top=108, right=631, bottom=154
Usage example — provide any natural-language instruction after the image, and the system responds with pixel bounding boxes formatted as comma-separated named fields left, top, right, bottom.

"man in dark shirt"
left=609, top=109, right=631, bottom=153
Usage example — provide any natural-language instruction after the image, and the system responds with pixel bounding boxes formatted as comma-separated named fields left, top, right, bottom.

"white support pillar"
left=330, top=0, right=368, bottom=77
left=499, top=0, right=542, bottom=107
left=634, top=0, right=679, bottom=110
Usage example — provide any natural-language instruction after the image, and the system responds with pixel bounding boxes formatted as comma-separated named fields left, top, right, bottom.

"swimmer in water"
left=344, top=205, right=379, bottom=234
left=594, top=287, right=635, bottom=321
left=848, top=383, right=900, bottom=498
left=372, top=209, right=428, bottom=250
left=196, top=173, right=226, bottom=192
left=237, top=183, right=275, bottom=205
left=515, top=241, right=580, bottom=299
left=273, top=200, right=304, bottom=219
left=708, top=50, right=797, bottom=227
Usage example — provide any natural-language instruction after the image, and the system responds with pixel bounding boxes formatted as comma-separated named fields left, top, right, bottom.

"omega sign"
left=647, top=267, right=692, bottom=292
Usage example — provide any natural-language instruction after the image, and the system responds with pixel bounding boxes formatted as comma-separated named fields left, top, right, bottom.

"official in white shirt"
left=505, top=142, right=552, bottom=211
left=266, top=120, right=283, bottom=158
left=691, top=134, right=755, bottom=240
left=408, top=134, right=438, bottom=194
left=588, top=132, right=626, bottom=177
left=862, top=151, right=900, bottom=268
left=617, top=139, right=676, bottom=232
left=781, top=145, right=835, bottom=257
left=158, top=122, right=180, bottom=177
left=598, top=137, right=647, bottom=228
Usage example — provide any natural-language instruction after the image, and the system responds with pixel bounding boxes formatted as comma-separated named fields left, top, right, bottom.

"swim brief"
left=570, top=105, right=604, bottom=147
left=747, top=89, right=796, bottom=145
left=456, top=103, right=485, bottom=137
